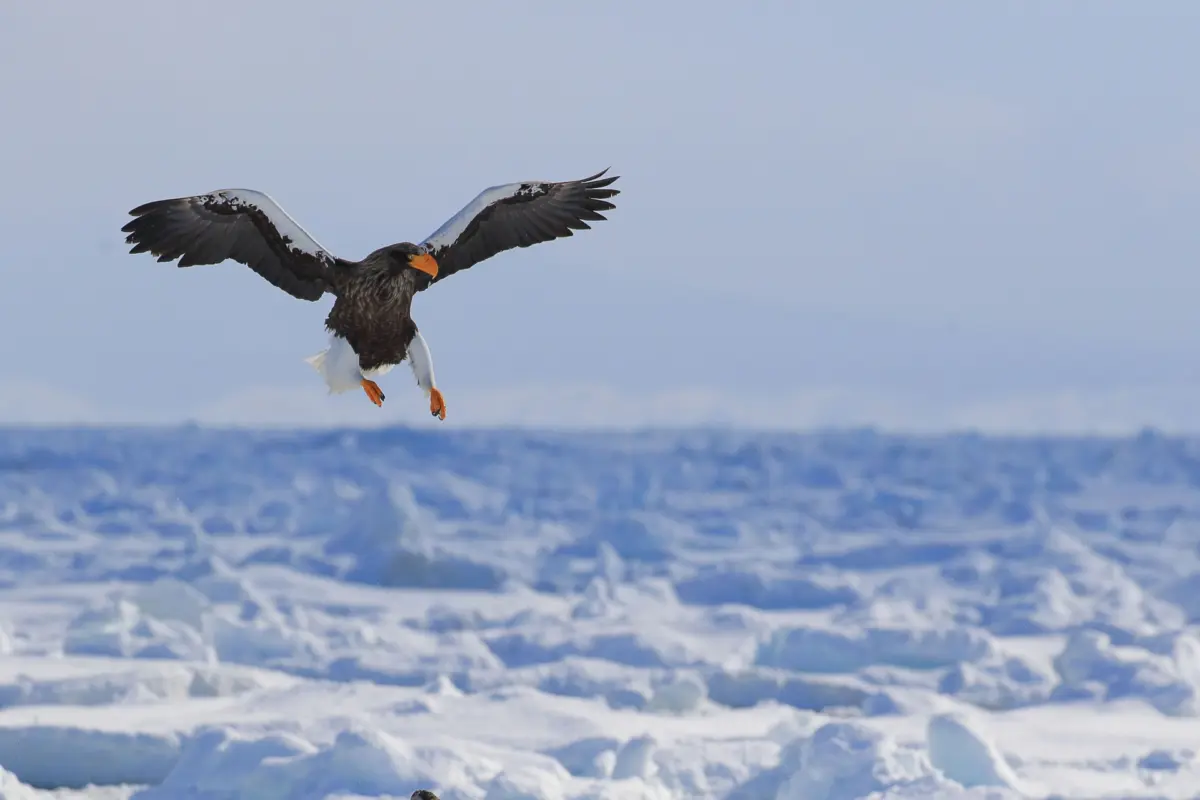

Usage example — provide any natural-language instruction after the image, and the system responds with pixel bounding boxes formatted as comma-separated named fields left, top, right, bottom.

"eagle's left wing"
left=417, top=169, right=619, bottom=289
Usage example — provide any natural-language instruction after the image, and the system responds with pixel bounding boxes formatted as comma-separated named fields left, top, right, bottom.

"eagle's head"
left=386, top=242, right=438, bottom=280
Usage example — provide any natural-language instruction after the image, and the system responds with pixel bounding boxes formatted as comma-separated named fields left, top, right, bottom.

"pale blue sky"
left=4, top=2, right=1200, bottom=431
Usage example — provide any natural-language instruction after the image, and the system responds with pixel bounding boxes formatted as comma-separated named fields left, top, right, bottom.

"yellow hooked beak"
left=409, top=252, right=439, bottom=279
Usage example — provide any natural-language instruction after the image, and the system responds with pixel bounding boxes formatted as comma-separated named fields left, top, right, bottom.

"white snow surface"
left=3, top=426, right=1200, bottom=797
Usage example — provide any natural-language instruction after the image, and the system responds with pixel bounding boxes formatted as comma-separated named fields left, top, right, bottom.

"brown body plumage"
left=324, top=245, right=425, bottom=374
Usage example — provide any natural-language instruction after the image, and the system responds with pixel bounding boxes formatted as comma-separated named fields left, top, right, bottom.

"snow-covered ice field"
left=5, top=425, right=1200, bottom=798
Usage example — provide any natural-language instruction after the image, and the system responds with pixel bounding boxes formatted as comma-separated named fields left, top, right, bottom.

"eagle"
left=121, top=169, right=620, bottom=420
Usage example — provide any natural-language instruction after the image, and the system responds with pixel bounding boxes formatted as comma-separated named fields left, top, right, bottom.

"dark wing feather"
left=418, top=169, right=619, bottom=288
left=121, top=189, right=340, bottom=301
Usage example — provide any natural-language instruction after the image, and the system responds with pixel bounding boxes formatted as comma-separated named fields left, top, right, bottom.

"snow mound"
left=705, top=666, right=893, bottom=714
left=926, top=713, right=1024, bottom=792
left=862, top=787, right=1023, bottom=799
left=1052, top=629, right=1200, bottom=715
left=132, top=726, right=476, bottom=800
left=757, top=622, right=995, bottom=673
left=484, top=762, right=570, bottom=799
left=987, top=529, right=1184, bottom=640
left=937, top=653, right=1057, bottom=710
left=65, top=595, right=212, bottom=663
left=673, top=568, right=862, bottom=610
left=63, top=575, right=326, bottom=670
left=768, top=722, right=947, bottom=800
left=0, top=764, right=41, bottom=800
left=610, top=735, right=657, bottom=781
left=0, top=725, right=181, bottom=788
left=0, top=660, right=299, bottom=711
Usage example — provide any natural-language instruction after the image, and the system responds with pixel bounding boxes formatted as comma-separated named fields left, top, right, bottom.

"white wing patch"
left=421, top=182, right=541, bottom=252
left=206, top=189, right=335, bottom=263
left=305, top=334, right=366, bottom=394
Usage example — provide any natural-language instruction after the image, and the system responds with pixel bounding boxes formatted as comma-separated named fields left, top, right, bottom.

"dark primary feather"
left=419, top=169, right=620, bottom=289
left=121, top=192, right=339, bottom=301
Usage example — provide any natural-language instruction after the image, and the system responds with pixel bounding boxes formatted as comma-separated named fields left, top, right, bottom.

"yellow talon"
left=361, top=379, right=385, bottom=407
left=429, top=387, right=446, bottom=420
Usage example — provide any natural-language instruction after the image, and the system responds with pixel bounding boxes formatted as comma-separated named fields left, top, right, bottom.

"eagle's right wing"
left=122, top=189, right=341, bottom=301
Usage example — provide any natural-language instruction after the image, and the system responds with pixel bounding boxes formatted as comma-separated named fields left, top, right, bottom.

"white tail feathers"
left=305, top=335, right=367, bottom=394
left=305, top=348, right=348, bottom=394
left=304, top=349, right=327, bottom=372
left=306, top=333, right=399, bottom=395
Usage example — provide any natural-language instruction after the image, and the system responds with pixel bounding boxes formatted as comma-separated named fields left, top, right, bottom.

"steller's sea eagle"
left=121, top=169, right=620, bottom=420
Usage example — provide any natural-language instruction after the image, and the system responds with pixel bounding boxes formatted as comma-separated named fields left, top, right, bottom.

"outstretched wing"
left=121, top=189, right=341, bottom=301
left=418, top=169, right=619, bottom=288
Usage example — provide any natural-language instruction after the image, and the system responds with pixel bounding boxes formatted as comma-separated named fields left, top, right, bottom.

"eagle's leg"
left=361, top=379, right=385, bottom=407
left=408, top=328, right=446, bottom=421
